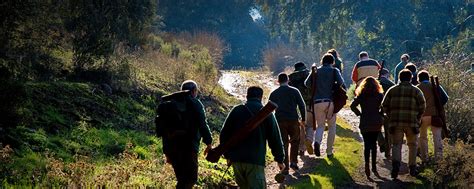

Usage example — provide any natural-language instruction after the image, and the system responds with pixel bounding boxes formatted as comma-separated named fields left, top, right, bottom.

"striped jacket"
left=351, top=59, right=380, bottom=85
left=382, top=81, right=426, bottom=128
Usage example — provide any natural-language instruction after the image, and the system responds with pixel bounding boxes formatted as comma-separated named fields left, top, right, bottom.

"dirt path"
left=219, top=70, right=421, bottom=188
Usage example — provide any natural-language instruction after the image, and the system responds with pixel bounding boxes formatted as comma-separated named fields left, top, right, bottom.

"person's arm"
left=351, top=64, right=358, bottom=83
left=304, top=72, right=312, bottom=88
left=195, top=99, right=213, bottom=146
left=335, top=69, right=346, bottom=89
left=350, top=97, right=361, bottom=116
left=382, top=89, right=392, bottom=115
left=220, top=106, right=238, bottom=159
left=394, top=64, right=400, bottom=84
left=416, top=88, right=426, bottom=119
left=266, top=114, right=285, bottom=164
left=295, top=89, right=306, bottom=122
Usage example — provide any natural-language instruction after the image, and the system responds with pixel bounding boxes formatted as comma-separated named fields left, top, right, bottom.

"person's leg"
left=288, top=121, right=301, bottom=167
left=278, top=121, right=290, bottom=172
left=431, top=125, right=443, bottom=161
left=419, top=116, right=431, bottom=162
left=405, top=127, right=419, bottom=176
left=391, top=127, right=404, bottom=179
left=232, top=162, right=249, bottom=188
left=313, top=102, right=328, bottom=156
left=326, top=102, right=336, bottom=156
left=361, top=132, right=371, bottom=177
left=246, top=163, right=267, bottom=189
left=377, top=132, right=386, bottom=153
left=171, top=147, right=197, bottom=189
left=305, top=108, right=315, bottom=154
left=369, top=131, right=380, bottom=172
left=383, top=117, right=391, bottom=158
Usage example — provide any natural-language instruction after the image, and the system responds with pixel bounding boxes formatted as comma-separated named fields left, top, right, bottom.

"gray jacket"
left=304, top=64, right=345, bottom=101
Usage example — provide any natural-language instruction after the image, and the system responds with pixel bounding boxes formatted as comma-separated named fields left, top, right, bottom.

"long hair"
left=355, top=76, right=383, bottom=97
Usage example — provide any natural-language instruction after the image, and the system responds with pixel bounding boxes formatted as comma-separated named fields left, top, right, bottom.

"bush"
left=263, top=42, right=317, bottom=74
left=423, top=140, right=474, bottom=188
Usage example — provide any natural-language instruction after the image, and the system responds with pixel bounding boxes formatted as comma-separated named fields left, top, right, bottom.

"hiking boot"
left=290, top=162, right=299, bottom=171
left=313, top=142, right=321, bottom=157
left=391, top=161, right=400, bottom=180
left=409, top=165, right=419, bottom=177
left=305, top=139, right=314, bottom=155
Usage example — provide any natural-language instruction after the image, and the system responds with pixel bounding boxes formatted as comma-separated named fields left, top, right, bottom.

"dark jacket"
left=189, top=97, right=213, bottom=152
left=304, top=65, right=345, bottom=101
left=162, top=95, right=213, bottom=153
left=220, top=99, right=285, bottom=166
left=269, top=85, right=306, bottom=122
left=379, top=77, right=395, bottom=95
left=289, top=69, right=311, bottom=105
left=350, top=93, right=384, bottom=132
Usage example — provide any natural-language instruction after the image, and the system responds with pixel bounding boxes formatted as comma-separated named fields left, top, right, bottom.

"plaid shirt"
left=382, top=81, right=426, bottom=128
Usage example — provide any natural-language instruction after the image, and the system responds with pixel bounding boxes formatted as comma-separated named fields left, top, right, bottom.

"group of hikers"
left=155, top=49, right=449, bottom=189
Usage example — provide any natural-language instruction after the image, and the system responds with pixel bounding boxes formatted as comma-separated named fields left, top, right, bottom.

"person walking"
left=350, top=77, right=384, bottom=178
left=393, top=54, right=410, bottom=84
left=416, top=70, right=449, bottom=163
left=405, top=63, right=419, bottom=85
left=157, top=80, right=213, bottom=189
left=383, top=69, right=426, bottom=179
left=220, top=86, right=285, bottom=188
left=304, top=53, right=345, bottom=157
left=378, top=68, right=395, bottom=158
left=288, top=62, right=314, bottom=156
left=351, top=51, right=381, bottom=86
left=269, top=73, right=306, bottom=174
left=327, top=49, right=344, bottom=73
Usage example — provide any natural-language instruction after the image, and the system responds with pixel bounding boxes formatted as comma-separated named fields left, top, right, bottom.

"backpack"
left=155, top=91, right=192, bottom=139
left=288, top=70, right=311, bottom=104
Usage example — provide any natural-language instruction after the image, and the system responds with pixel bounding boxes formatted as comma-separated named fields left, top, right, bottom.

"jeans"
left=232, top=162, right=266, bottom=189
left=278, top=120, right=300, bottom=169
left=310, top=102, right=336, bottom=155
left=419, top=116, right=443, bottom=162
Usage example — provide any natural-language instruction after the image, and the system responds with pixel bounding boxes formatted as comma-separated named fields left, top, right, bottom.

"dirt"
left=218, top=70, right=422, bottom=188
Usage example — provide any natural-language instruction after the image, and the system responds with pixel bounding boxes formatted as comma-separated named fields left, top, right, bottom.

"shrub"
left=423, top=140, right=474, bottom=188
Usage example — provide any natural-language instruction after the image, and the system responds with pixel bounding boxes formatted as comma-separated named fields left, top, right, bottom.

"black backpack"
left=288, top=70, right=311, bottom=104
left=155, top=91, right=192, bottom=139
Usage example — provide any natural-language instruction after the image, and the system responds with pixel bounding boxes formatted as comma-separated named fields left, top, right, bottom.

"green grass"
left=289, top=118, right=363, bottom=189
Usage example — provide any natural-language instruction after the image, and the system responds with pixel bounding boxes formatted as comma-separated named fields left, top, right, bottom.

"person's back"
left=383, top=81, right=425, bottom=127
left=220, top=86, right=284, bottom=188
left=289, top=69, right=311, bottom=105
left=220, top=100, right=282, bottom=165
left=352, top=51, right=380, bottom=85
left=269, top=85, right=305, bottom=122
left=306, top=64, right=345, bottom=100
left=394, top=54, right=410, bottom=84
left=378, top=68, right=395, bottom=94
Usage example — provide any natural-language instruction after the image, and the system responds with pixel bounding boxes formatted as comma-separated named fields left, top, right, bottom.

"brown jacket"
left=417, top=82, right=438, bottom=116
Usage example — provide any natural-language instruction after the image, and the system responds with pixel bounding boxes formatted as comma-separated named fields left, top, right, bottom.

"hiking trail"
left=218, top=70, right=423, bottom=188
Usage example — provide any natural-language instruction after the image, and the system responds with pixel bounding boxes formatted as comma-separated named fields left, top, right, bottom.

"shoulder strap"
left=244, top=104, right=255, bottom=117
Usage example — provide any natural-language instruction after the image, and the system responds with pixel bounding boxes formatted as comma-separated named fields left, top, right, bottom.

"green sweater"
left=220, top=99, right=285, bottom=166
left=189, top=97, right=213, bottom=153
